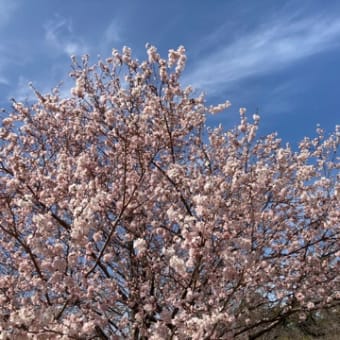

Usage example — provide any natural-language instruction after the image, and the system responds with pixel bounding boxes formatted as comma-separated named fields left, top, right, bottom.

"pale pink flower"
left=170, top=255, right=186, bottom=274
left=133, top=238, right=147, bottom=254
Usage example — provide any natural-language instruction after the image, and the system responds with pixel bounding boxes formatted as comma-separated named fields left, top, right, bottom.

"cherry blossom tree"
left=0, top=45, right=339, bottom=339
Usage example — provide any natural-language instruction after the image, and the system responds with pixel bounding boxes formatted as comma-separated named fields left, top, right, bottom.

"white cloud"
left=185, top=12, right=340, bottom=95
left=0, top=0, right=20, bottom=84
left=104, top=19, right=122, bottom=45
left=44, top=15, right=87, bottom=56
left=11, top=75, right=34, bottom=101
left=0, top=0, right=18, bottom=27
left=0, top=76, right=8, bottom=85
left=11, top=75, right=72, bottom=103
left=0, top=54, right=11, bottom=88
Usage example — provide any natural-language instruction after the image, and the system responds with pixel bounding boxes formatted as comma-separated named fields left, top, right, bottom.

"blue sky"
left=0, top=0, right=339, bottom=145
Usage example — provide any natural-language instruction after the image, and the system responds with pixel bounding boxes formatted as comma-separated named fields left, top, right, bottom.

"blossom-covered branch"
left=0, top=45, right=339, bottom=339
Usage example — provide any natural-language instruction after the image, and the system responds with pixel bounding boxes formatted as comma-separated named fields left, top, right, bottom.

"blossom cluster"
left=0, top=46, right=338, bottom=339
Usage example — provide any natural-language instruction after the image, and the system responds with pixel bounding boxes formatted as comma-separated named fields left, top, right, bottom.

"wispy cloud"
left=186, top=12, right=340, bottom=94
left=0, top=76, right=9, bottom=85
left=104, top=18, right=122, bottom=45
left=0, top=46, right=10, bottom=85
left=0, top=0, right=18, bottom=27
left=44, top=15, right=88, bottom=56
left=11, top=74, right=73, bottom=103
left=11, top=75, right=34, bottom=101
left=0, top=0, right=20, bottom=85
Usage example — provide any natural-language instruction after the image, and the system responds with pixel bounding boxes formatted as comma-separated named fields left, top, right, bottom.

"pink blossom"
left=0, top=44, right=337, bottom=339
left=133, top=238, right=147, bottom=254
left=170, top=255, right=186, bottom=274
